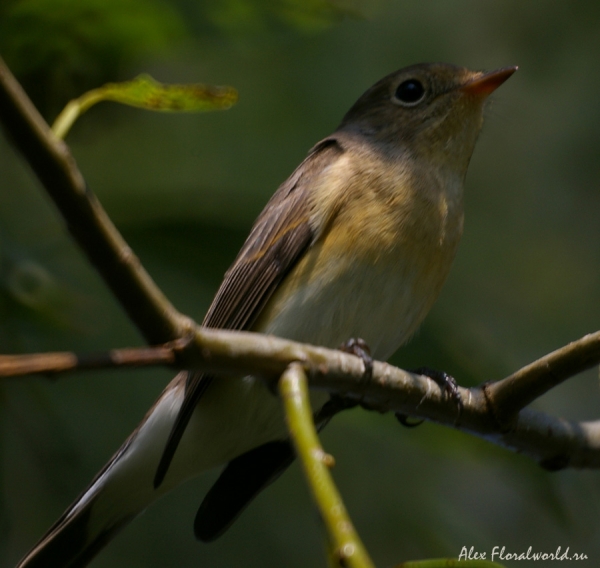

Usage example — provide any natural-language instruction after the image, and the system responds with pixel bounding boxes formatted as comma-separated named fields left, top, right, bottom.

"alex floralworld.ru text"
left=459, top=545, right=588, bottom=562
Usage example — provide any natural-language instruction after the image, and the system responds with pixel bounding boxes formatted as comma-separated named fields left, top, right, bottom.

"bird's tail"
left=15, top=370, right=289, bottom=567
left=16, top=442, right=140, bottom=568
left=16, top=493, right=133, bottom=568
left=16, top=373, right=190, bottom=568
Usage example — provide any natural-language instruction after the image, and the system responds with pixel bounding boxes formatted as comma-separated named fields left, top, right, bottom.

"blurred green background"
left=1, top=1, right=600, bottom=566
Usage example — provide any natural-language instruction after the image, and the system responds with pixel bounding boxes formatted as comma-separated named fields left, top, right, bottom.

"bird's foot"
left=395, top=367, right=462, bottom=428
left=412, top=366, right=461, bottom=406
left=339, top=337, right=373, bottom=382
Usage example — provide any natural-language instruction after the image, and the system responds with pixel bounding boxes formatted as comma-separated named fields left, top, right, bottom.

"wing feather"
left=153, top=138, right=343, bottom=487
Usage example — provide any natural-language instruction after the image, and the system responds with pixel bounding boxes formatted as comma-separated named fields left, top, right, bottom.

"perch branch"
left=2, top=327, right=600, bottom=471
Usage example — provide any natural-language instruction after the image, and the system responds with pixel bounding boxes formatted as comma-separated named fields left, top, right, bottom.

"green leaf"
left=51, top=74, right=238, bottom=139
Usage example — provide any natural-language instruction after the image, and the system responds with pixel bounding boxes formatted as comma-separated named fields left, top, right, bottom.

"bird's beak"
left=461, top=66, right=518, bottom=97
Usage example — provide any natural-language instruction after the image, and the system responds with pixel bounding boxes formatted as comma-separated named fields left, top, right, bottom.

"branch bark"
left=0, top=342, right=185, bottom=376
left=482, top=331, right=600, bottom=429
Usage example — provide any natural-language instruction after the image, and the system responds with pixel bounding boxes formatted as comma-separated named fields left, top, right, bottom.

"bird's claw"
left=412, top=366, right=463, bottom=413
left=396, top=367, right=462, bottom=428
left=339, top=337, right=373, bottom=382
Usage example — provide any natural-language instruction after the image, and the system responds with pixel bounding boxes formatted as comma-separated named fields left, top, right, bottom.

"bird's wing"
left=193, top=391, right=342, bottom=541
left=153, top=137, right=343, bottom=488
left=194, top=440, right=295, bottom=541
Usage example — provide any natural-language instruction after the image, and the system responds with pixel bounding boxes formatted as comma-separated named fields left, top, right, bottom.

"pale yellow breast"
left=254, top=147, right=464, bottom=360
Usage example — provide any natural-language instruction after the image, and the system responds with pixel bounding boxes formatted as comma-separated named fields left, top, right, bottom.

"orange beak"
left=461, top=66, right=518, bottom=97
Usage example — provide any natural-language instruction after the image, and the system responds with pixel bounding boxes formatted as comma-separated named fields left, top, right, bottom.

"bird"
left=16, top=62, right=516, bottom=568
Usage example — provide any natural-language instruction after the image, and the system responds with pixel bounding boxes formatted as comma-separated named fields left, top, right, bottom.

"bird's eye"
left=394, top=79, right=425, bottom=105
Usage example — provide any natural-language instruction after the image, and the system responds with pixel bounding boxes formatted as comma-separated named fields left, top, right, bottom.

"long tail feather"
left=16, top=374, right=189, bottom=568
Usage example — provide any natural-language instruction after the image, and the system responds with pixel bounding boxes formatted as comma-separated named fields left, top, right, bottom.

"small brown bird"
left=16, top=62, right=516, bottom=567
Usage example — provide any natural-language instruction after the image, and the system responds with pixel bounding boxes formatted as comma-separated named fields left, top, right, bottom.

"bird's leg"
left=412, top=366, right=461, bottom=405
left=396, top=366, right=462, bottom=427
left=339, top=337, right=373, bottom=381
left=331, top=337, right=377, bottom=412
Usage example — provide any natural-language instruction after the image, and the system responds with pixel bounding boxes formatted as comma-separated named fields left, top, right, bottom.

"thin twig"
left=483, top=331, right=600, bottom=428
left=0, top=56, right=192, bottom=345
left=279, top=363, right=375, bottom=568
left=0, top=342, right=185, bottom=377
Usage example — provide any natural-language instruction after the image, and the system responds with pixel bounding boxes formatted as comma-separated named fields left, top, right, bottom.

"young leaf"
left=52, top=74, right=238, bottom=139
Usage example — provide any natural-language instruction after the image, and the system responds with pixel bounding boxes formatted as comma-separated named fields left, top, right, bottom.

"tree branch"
left=2, top=327, right=600, bottom=471
left=0, top=55, right=192, bottom=345
left=482, top=331, right=600, bottom=429
left=0, top=341, right=186, bottom=377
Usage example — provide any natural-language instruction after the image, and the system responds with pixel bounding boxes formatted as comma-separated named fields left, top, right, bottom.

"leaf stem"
left=279, top=362, right=376, bottom=568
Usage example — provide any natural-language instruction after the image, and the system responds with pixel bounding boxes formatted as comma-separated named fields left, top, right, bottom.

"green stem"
left=279, top=362, right=376, bottom=568
left=51, top=88, right=105, bottom=139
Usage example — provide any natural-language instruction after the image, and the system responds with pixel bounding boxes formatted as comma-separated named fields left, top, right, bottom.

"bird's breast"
left=254, top=150, right=464, bottom=360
